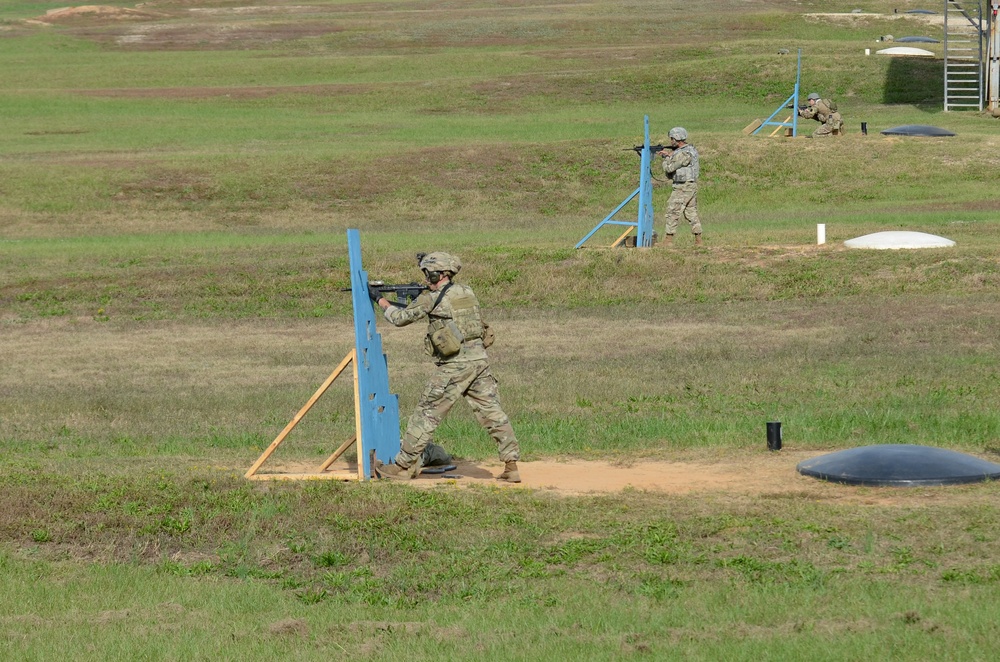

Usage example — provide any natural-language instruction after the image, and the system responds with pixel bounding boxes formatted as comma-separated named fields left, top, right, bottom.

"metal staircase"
left=944, top=0, right=984, bottom=111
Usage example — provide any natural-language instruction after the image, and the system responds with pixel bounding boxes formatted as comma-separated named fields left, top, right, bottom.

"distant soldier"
left=370, top=252, right=521, bottom=483
left=799, top=92, right=844, bottom=137
left=660, top=127, right=702, bottom=246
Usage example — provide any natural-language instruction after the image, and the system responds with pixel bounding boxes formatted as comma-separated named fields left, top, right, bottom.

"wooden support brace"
left=248, top=472, right=356, bottom=481
left=611, top=226, right=636, bottom=248
left=769, top=116, right=792, bottom=137
left=352, top=347, right=365, bottom=480
left=318, top=435, right=358, bottom=472
left=244, top=350, right=356, bottom=479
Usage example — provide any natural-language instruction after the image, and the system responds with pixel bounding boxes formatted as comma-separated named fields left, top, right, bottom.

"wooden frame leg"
left=244, top=350, right=356, bottom=479
left=769, top=115, right=792, bottom=137
left=318, top=435, right=357, bottom=472
left=611, top=226, right=636, bottom=248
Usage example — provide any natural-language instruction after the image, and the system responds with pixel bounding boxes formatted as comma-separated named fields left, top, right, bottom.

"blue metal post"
left=346, top=229, right=402, bottom=479
left=636, top=115, right=656, bottom=247
left=792, top=49, right=801, bottom=136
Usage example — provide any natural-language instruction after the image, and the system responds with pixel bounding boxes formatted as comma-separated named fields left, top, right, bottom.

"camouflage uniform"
left=662, top=141, right=702, bottom=238
left=799, top=98, right=843, bottom=137
left=382, top=280, right=520, bottom=473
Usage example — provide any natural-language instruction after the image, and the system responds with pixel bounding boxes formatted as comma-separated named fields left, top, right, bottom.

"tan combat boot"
left=663, top=234, right=674, bottom=247
left=496, top=461, right=521, bottom=483
left=375, top=460, right=412, bottom=480
left=694, top=234, right=703, bottom=246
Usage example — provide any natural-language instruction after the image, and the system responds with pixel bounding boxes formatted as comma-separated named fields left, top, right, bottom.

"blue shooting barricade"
left=751, top=49, right=802, bottom=138
left=576, top=115, right=657, bottom=249
left=245, top=229, right=401, bottom=481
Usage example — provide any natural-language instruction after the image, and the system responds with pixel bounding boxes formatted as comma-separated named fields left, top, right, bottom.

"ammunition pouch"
left=427, top=319, right=465, bottom=358
left=482, top=322, right=495, bottom=348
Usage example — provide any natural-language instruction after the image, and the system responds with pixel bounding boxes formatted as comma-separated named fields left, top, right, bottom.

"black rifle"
left=625, top=144, right=669, bottom=156
left=786, top=104, right=809, bottom=110
left=341, top=281, right=429, bottom=307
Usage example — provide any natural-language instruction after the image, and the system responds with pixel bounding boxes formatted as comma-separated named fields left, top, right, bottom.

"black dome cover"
left=881, top=125, right=956, bottom=136
left=797, top=444, right=1000, bottom=487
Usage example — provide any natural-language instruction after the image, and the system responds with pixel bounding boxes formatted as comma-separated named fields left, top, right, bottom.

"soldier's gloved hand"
left=367, top=284, right=382, bottom=303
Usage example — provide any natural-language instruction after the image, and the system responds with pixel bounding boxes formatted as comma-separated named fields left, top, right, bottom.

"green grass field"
left=2, top=1, right=1000, bottom=659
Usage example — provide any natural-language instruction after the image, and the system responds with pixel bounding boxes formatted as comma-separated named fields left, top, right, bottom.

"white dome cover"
left=876, top=46, right=935, bottom=56
left=844, top=231, right=955, bottom=250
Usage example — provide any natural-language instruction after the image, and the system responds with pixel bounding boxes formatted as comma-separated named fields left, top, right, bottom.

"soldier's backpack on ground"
left=421, top=442, right=453, bottom=466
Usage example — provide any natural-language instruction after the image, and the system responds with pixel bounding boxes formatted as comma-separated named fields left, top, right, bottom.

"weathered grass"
left=2, top=0, right=1000, bottom=658
left=4, top=292, right=999, bottom=465
left=2, top=470, right=999, bottom=659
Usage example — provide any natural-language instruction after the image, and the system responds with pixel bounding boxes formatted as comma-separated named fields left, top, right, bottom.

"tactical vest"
left=671, top=144, right=700, bottom=183
left=816, top=99, right=838, bottom=121
left=424, top=283, right=485, bottom=358
left=441, top=285, right=484, bottom=341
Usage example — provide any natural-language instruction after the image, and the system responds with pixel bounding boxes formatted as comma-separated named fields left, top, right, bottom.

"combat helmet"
left=668, top=127, right=688, bottom=141
left=807, top=92, right=821, bottom=101
left=419, top=252, right=462, bottom=275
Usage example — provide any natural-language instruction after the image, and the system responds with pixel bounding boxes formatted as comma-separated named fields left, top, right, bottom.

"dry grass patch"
left=6, top=291, right=999, bottom=461
left=33, top=5, right=169, bottom=24
left=77, top=83, right=377, bottom=100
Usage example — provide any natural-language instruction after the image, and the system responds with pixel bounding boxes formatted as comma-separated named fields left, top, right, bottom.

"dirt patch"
left=442, top=453, right=850, bottom=499
left=108, top=21, right=343, bottom=50
left=448, top=455, right=822, bottom=495
left=28, top=4, right=341, bottom=50
left=256, top=451, right=997, bottom=505
left=268, top=618, right=309, bottom=637
left=34, top=5, right=166, bottom=23
left=805, top=12, right=946, bottom=28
